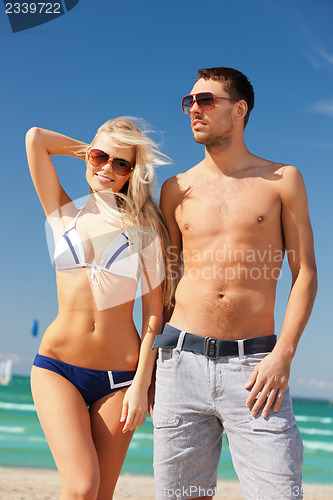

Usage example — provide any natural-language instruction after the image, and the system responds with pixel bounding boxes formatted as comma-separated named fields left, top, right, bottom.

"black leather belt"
left=153, top=324, right=276, bottom=359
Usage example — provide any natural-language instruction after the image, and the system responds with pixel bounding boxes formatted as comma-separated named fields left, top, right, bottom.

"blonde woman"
left=26, top=118, right=170, bottom=500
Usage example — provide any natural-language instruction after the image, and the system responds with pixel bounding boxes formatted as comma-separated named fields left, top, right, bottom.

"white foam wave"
left=295, top=414, right=332, bottom=425
left=132, top=433, right=153, bottom=440
left=0, top=402, right=36, bottom=412
left=128, top=442, right=139, bottom=449
left=303, top=440, right=333, bottom=452
left=0, top=425, right=25, bottom=434
left=28, top=436, right=47, bottom=442
left=299, top=427, right=333, bottom=437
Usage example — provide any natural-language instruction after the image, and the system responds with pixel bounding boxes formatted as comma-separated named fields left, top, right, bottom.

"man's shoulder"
left=266, top=163, right=304, bottom=185
left=253, top=161, right=306, bottom=205
left=251, top=157, right=301, bottom=180
left=160, top=175, right=184, bottom=211
left=266, top=162, right=299, bottom=176
left=279, top=165, right=307, bottom=201
left=161, top=174, right=180, bottom=190
left=162, top=163, right=202, bottom=189
left=279, top=164, right=302, bottom=178
left=161, top=165, right=197, bottom=192
left=160, top=165, right=202, bottom=213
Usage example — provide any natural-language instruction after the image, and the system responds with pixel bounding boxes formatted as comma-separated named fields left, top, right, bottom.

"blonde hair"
left=84, top=117, right=173, bottom=305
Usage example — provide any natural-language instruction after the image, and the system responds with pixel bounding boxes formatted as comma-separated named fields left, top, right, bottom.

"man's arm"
left=160, top=176, right=183, bottom=323
left=245, top=166, right=317, bottom=417
left=146, top=177, right=183, bottom=418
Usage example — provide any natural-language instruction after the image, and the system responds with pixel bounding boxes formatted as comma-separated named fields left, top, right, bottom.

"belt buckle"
left=204, top=337, right=219, bottom=359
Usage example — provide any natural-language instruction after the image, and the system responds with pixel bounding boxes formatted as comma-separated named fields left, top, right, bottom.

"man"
left=152, top=67, right=317, bottom=500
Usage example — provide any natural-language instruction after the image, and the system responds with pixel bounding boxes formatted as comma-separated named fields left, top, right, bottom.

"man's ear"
left=234, top=100, right=248, bottom=121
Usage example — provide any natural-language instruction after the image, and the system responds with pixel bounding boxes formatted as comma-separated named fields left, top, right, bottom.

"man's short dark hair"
left=197, top=67, right=254, bottom=128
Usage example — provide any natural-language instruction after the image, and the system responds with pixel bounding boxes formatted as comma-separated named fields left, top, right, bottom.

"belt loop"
left=175, top=330, right=186, bottom=351
left=237, top=340, right=245, bottom=360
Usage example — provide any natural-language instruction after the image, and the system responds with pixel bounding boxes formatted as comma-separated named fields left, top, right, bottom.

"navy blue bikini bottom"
left=33, top=353, right=136, bottom=406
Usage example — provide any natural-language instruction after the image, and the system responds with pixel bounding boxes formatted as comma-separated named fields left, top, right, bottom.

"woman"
left=26, top=117, right=170, bottom=500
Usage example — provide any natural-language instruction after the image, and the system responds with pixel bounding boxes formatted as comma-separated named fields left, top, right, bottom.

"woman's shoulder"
left=46, top=200, right=83, bottom=237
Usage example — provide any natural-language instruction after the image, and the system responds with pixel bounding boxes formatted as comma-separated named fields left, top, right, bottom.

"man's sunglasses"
left=87, top=149, right=134, bottom=176
left=181, top=92, right=239, bottom=114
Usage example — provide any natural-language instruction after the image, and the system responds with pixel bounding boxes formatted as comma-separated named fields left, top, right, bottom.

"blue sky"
left=0, top=0, right=332, bottom=400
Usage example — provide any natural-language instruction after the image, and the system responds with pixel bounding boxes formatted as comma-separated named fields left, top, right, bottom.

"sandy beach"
left=0, top=467, right=332, bottom=499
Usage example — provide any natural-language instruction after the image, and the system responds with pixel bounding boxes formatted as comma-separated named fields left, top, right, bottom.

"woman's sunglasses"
left=182, top=92, right=239, bottom=114
left=87, top=149, right=134, bottom=176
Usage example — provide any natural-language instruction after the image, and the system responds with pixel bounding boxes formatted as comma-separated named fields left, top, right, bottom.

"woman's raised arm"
left=25, top=127, right=88, bottom=216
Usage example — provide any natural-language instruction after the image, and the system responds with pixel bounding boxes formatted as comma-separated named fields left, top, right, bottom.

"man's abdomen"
left=170, top=271, right=277, bottom=340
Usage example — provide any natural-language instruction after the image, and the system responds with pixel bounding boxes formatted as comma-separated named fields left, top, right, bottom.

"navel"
left=218, top=293, right=224, bottom=299
left=257, top=215, right=264, bottom=223
left=91, top=323, right=95, bottom=333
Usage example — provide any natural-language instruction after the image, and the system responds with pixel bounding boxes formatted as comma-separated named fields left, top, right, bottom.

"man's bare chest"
left=175, top=180, right=281, bottom=238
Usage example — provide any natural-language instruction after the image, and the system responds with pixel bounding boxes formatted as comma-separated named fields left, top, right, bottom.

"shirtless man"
left=152, top=67, right=317, bottom=500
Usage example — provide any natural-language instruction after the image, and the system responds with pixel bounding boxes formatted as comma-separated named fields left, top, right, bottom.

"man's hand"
left=244, top=350, right=291, bottom=418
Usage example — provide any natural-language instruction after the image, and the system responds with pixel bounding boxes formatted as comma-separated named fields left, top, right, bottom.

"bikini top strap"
left=64, top=206, right=85, bottom=233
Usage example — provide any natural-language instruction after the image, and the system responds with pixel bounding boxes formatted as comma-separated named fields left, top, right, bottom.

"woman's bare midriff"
left=38, top=272, right=140, bottom=371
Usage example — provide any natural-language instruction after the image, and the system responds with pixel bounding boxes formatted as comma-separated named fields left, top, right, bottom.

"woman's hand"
left=120, top=383, right=148, bottom=433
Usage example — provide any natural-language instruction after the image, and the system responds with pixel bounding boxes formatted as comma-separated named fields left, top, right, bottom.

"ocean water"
left=0, top=376, right=332, bottom=483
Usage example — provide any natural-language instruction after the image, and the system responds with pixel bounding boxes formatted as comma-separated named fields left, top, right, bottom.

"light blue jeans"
left=153, top=330, right=303, bottom=500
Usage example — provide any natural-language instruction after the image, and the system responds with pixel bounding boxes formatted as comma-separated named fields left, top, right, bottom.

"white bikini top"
left=53, top=206, right=139, bottom=285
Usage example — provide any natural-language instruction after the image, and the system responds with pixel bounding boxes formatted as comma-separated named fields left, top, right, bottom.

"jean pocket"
left=242, top=352, right=269, bottom=369
left=153, top=408, right=180, bottom=429
left=249, top=406, right=296, bottom=432
left=233, top=385, right=294, bottom=426
left=157, top=348, right=181, bottom=366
